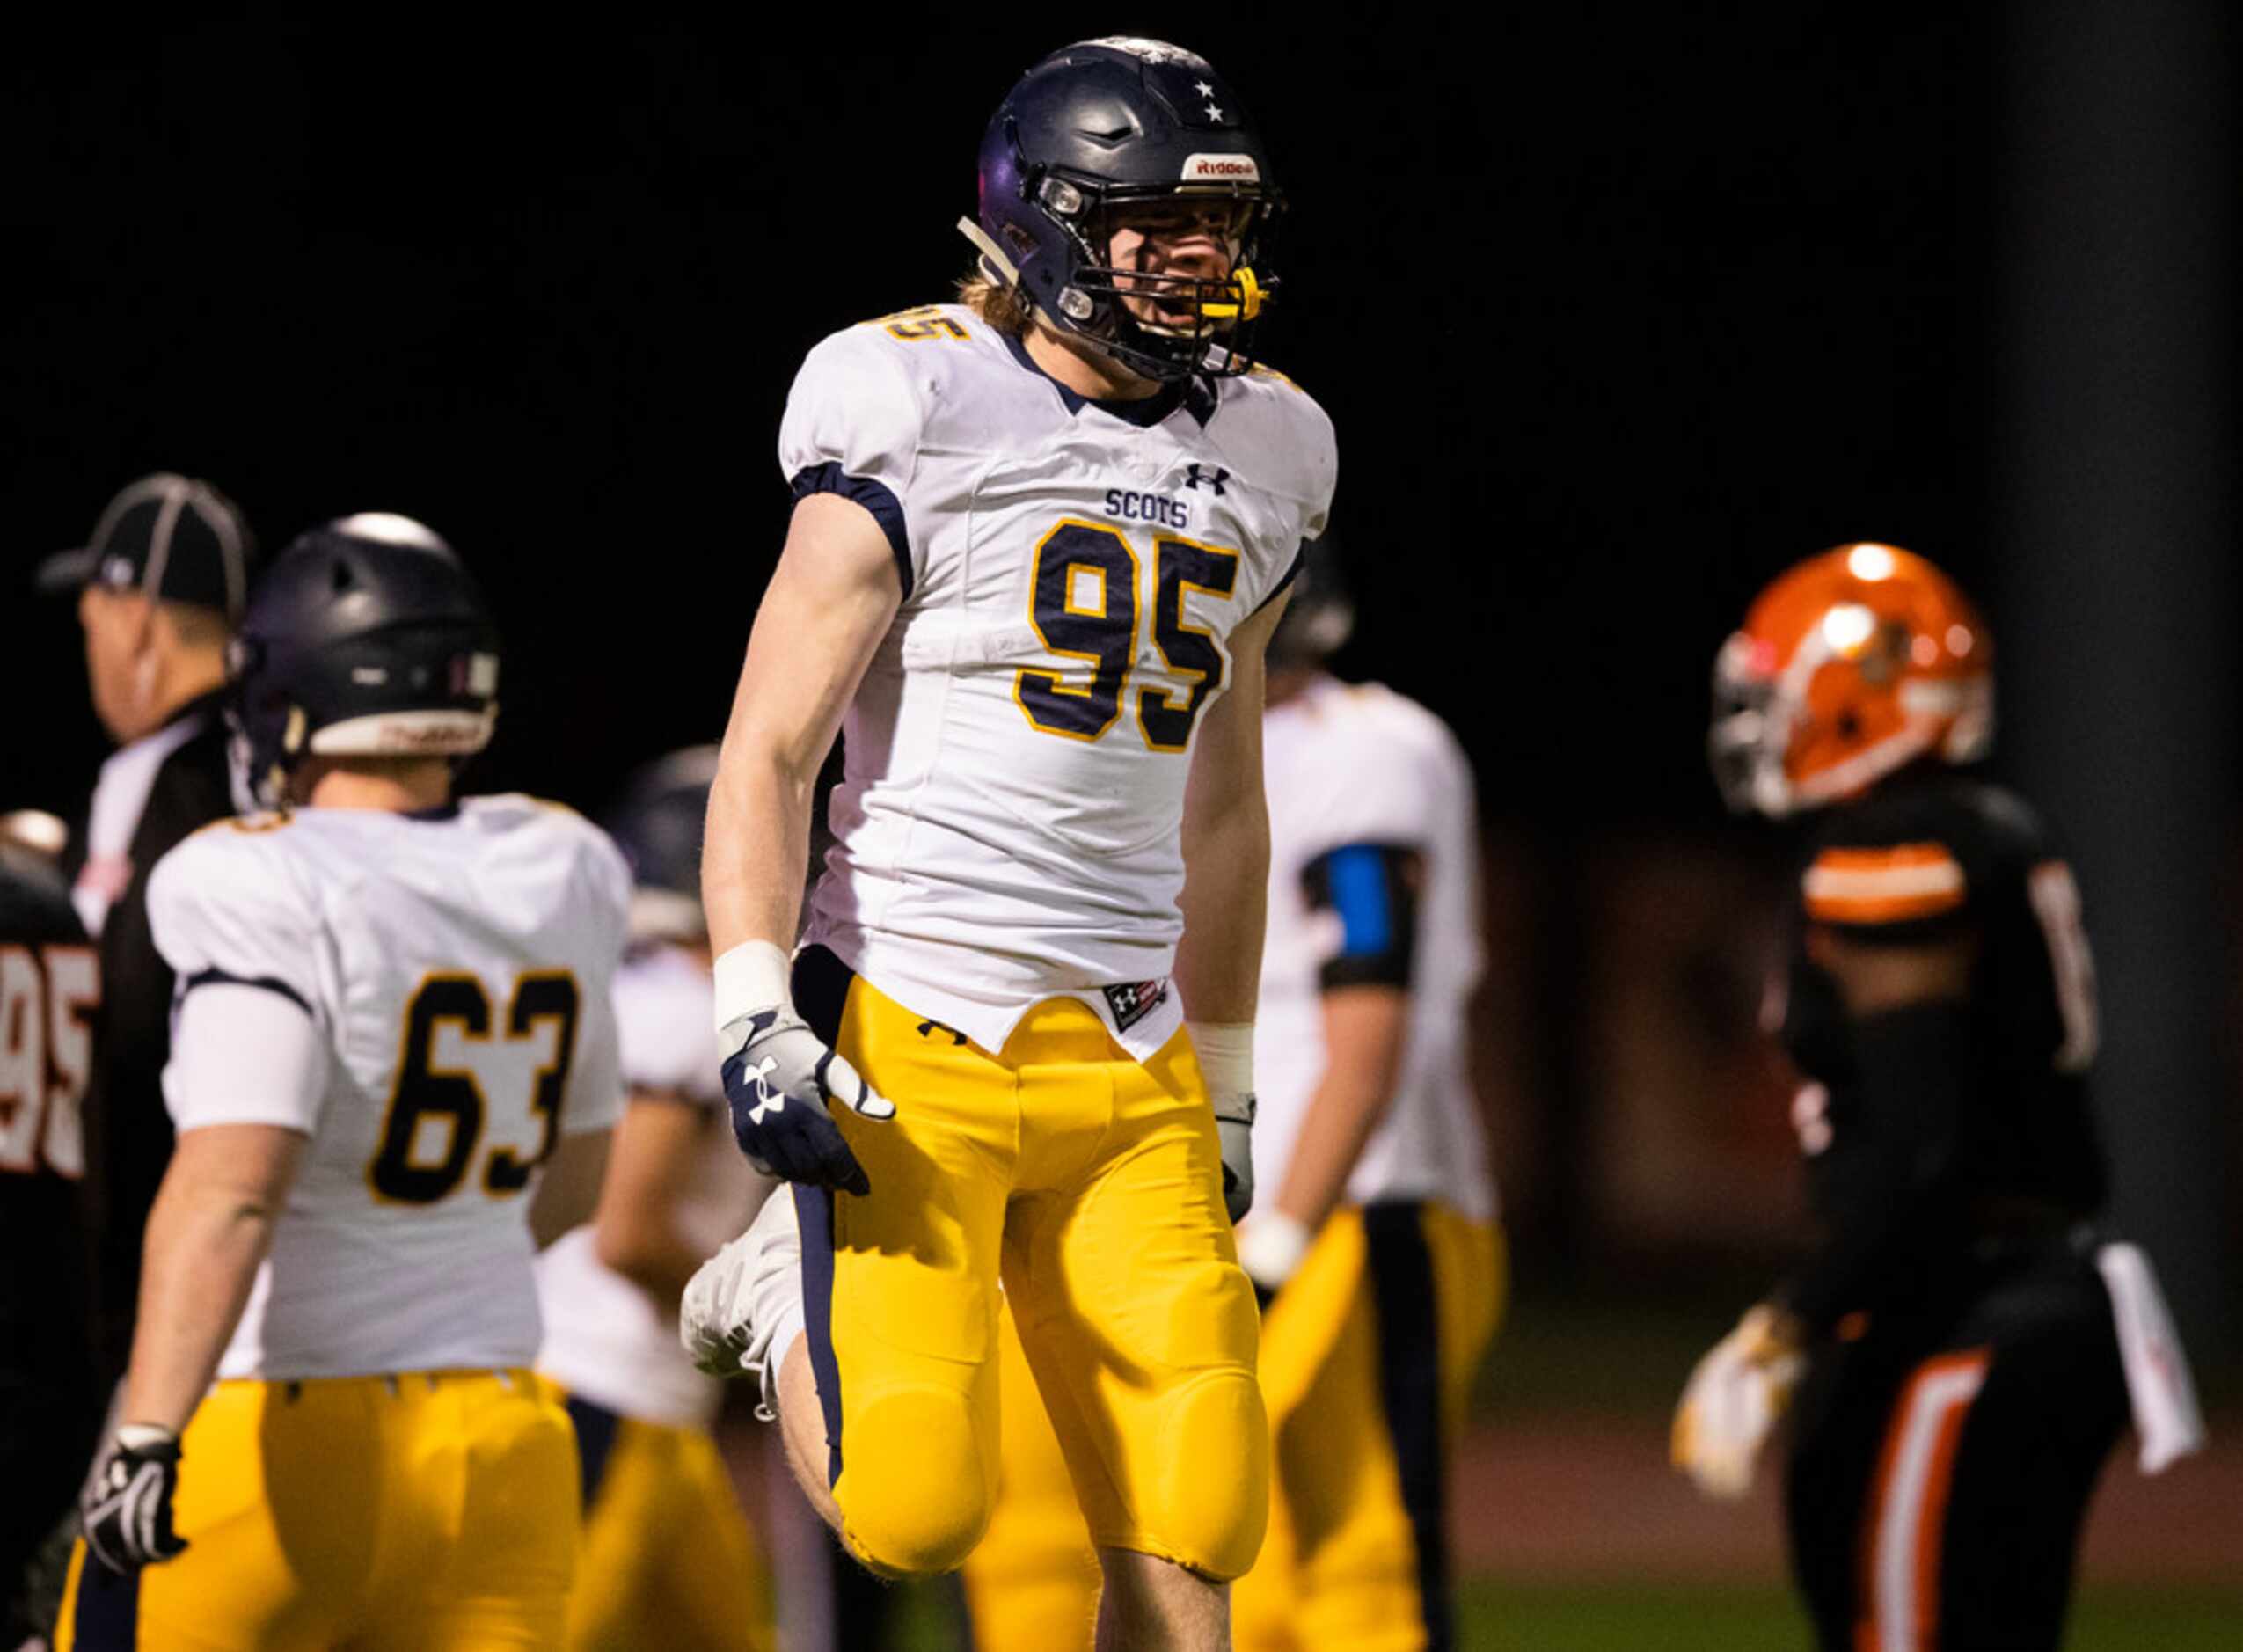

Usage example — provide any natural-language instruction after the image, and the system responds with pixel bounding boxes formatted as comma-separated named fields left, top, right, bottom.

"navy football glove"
left=81, top=1425, right=188, bottom=1573
left=720, top=1003, right=895, bottom=1196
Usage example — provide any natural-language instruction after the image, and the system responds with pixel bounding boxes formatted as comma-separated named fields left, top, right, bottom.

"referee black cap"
left=35, top=472, right=259, bottom=622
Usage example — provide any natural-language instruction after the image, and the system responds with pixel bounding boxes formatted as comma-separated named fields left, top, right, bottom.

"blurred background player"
left=534, top=746, right=774, bottom=1651
left=0, top=813, right=100, bottom=1646
left=1672, top=544, right=2205, bottom=1650
left=57, top=515, right=630, bottom=1649
left=1234, top=541, right=1503, bottom=1651
left=35, top=473, right=260, bottom=1395
left=966, top=540, right=1505, bottom=1652
left=683, top=35, right=1333, bottom=1651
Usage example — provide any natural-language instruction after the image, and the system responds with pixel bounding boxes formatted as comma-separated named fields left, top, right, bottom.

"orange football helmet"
left=1711, top=543, right=1993, bottom=817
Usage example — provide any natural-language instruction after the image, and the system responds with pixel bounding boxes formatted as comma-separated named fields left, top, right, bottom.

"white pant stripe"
left=1869, top=1352, right=1988, bottom=1652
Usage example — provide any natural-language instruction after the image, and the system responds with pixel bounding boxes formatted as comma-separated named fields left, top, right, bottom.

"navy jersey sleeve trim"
left=1253, top=539, right=1310, bottom=616
left=1304, top=842, right=1422, bottom=990
left=179, top=966, right=312, bottom=1018
left=790, top=462, right=913, bottom=601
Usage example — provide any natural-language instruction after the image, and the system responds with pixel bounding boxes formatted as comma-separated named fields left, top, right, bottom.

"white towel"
left=2095, top=1241, right=2208, bottom=1474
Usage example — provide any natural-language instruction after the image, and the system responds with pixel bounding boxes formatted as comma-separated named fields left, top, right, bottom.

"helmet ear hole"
left=1835, top=710, right=1861, bottom=742
left=331, top=558, right=355, bottom=595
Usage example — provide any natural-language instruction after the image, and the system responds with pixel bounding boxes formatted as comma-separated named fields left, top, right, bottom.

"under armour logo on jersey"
left=917, top=1019, right=968, bottom=1046
left=1184, top=464, right=1228, bottom=495
left=1103, top=977, right=1171, bottom=1034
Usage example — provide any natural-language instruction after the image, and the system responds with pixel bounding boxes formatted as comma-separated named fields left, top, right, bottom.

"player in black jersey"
left=0, top=821, right=102, bottom=1641
left=1673, top=544, right=2203, bottom=1650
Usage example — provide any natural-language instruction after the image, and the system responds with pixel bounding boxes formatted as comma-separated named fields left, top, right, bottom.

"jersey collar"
left=1001, top=331, right=1216, bottom=428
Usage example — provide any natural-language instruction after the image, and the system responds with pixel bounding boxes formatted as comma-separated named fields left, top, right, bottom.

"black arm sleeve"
left=1300, top=842, right=1422, bottom=991
left=80, top=728, right=234, bottom=1382
left=1775, top=999, right=1974, bottom=1333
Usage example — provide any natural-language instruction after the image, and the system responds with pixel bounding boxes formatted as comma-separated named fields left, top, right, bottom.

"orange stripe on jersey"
left=1802, top=843, right=1967, bottom=926
left=1853, top=1349, right=1989, bottom=1652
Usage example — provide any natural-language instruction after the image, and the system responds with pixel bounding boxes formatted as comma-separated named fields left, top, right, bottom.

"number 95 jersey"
left=145, top=797, right=631, bottom=1380
left=781, top=303, right=1337, bottom=1057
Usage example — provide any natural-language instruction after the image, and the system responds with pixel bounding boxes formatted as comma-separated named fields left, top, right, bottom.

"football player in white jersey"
left=1229, top=545, right=1502, bottom=1651
left=533, top=748, right=773, bottom=1649
left=682, top=37, right=1335, bottom=1651
left=966, top=541, right=1505, bottom=1651
left=59, top=515, right=630, bottom=1650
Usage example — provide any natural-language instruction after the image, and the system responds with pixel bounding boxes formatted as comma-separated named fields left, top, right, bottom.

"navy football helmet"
left=1268, top=536, right=1355, bottom=669
left=962, top=36, right=1282, bottom=382
left=603, top=745, right=720, bottom=943
left=228, top=513, right=500, bottom=808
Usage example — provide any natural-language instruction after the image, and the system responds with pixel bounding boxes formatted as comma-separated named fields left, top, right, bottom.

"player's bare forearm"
left=1175, top=794, right=1268, bottom=1020
left=705, top=493, right=902, bottom=957
left=1270, top=984, right=1410, bottom=1230
left=122, top=1125, right=303, bottom=1434
left=1174, top=595, right=1287, bottom=1020
left=593, top=1096, right=712, bottom=1305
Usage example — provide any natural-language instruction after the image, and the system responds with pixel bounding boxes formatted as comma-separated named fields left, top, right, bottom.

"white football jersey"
left=1255, top=677, right=1498, bottom=1220
left=536, top=943, right=763, bottom=1429
left=148, top=796, right=630, bottom=1381
left=780, top=303, right=1337, bottom=1057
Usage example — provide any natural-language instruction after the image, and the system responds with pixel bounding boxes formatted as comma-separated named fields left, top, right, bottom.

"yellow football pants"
left=56, top=1370, right=575, bottom=1651
left=968, top=1203, right=1503, bottom=1651
left=957, top=1297, right=1106, bottom=1649
left=799, top=957, right=1266, bottom=1583
left=550, top=1391, right=771, bottom=1652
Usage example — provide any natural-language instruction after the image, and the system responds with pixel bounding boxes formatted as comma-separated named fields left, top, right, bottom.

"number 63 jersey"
left=781, top=303, right=1336, bottom=1058
left=146, top=798, right=631, bottom=1380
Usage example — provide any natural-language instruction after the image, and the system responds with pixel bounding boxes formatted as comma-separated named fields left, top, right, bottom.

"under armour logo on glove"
left=744, top=1056, right=785, bottom=1123
left=720, top=1002, right=895, bottom=1196
left=82, top=1426, right=189, bottom=1573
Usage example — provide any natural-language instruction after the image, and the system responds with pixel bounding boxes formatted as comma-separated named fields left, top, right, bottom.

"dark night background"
left=4, top=9, right=2236, bottom=1360
left=4, top=10, right=1985, bottom=823
left=5, top=9, right=2241, bottom=1626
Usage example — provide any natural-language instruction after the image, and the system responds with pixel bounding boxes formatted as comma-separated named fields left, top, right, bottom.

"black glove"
left=721, top=1004, right=894, bottom=1195
left=81, top=1426, right=188, bottom=1573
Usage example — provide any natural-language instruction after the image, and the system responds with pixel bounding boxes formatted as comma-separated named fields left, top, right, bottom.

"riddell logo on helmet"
left=372, top=720, right=479, bottom=751
left=1181, top=154, right=1259, bottom=182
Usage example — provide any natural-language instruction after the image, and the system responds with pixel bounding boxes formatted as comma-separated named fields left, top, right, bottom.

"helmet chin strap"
left=961, top=215, right=1258, bottom=381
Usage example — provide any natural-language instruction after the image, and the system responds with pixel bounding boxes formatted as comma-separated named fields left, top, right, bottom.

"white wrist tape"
left=1236, top=1212, right=1313, bottom=1290
left=1188, top=1020, right=1255, bottom=1100
left=115, top=1422, right=179, bottom=1451
left=712, top=939, right=793, bottom=1034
